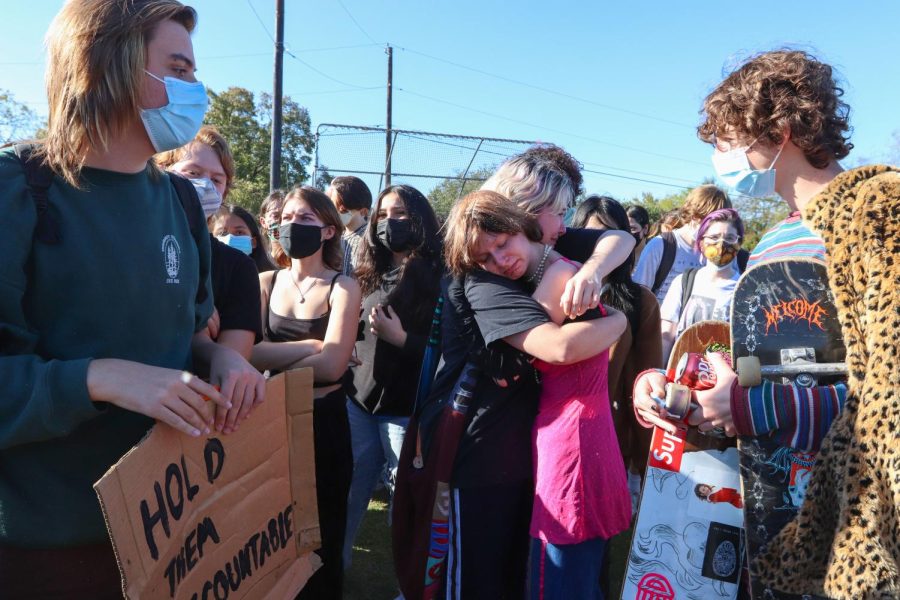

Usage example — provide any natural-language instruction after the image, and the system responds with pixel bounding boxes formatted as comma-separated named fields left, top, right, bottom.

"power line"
left=397, top=87, right=710, bottom=168
left=582, top=168, right=690, bottom=190
left=299, top=86, right=382, bottom=96
left=396, top=46, right=695, bottom=130
left=0, top=45, right=382, bottom=67
left=580, top=160, right=700, bottom=184
left=246, top=0, right=275, bottom=40
left=245, top=0, right=373, bottom=89
left=283, top=51, right=374, bottom=89
left=335, top=0, right=380, bottom=45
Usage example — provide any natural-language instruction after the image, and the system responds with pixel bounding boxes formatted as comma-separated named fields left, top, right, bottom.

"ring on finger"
left=180, top=370, right=193, bottom=385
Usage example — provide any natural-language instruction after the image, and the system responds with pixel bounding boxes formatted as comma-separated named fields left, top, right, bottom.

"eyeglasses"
left=703, top=234, right=740, bottom=245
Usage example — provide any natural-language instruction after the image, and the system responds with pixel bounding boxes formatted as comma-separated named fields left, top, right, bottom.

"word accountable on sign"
left=97, top=369, right=319, bottom=600
left=137, top=438, right=296, bottom=600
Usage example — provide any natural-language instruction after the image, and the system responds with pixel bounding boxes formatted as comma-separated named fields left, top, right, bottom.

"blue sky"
left=2, top=0, right=898, bottom=200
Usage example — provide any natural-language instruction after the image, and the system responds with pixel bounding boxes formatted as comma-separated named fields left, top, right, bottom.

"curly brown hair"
left=698, top=50, right=852, bottom=169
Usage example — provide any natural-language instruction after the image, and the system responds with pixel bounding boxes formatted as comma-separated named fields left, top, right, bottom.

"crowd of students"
left=1, top=1, right=898, bottom=600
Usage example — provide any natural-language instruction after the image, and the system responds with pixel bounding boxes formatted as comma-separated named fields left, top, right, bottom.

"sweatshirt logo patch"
left=162, top=235, right=181, bottom=284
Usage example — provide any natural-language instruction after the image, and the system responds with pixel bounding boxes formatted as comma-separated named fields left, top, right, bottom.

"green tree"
left=312, top=164, right=334, bottom=191
left=0, top=90, right=43, bottom=144
left=427, top=166, right=495, bottom=220
left=625, top=185, right=787, bottom=252
left=204, top=87, right=313, bottom=214
left=731, top=195, right=789, bottom=251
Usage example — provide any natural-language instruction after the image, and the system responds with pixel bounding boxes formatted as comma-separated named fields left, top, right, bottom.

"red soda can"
left=674, top=352, right=717, bottom=390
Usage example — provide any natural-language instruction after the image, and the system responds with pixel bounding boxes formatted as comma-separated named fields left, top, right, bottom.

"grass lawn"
left=344, top=490, right=634, bottom=599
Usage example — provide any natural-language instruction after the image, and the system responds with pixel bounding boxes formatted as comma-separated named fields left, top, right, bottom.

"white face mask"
left=141, top=70, right=209, bottom=152
left=217, top=234, right=253, bottom=255
left=189, top=177, right=223, bottom=218
left=712, top=140, right=784, bottom=198
left=339, top=211, right=354, bottom=227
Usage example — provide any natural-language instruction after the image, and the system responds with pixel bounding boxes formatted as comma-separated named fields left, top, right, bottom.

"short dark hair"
left=330, top=176, right=373, bottom=211
left=626, top=205, right=650, bottom=228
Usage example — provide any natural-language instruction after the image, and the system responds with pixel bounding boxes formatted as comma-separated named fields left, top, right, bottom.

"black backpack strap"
left=680, top=267, right=698, bottom=310
left=168, top=171, right=209, bottom=305
left=652, top=231, right=676, bottom=294
left=737, top=248, right=750, bottom=273
left=14, top=144, right=61, bottom=245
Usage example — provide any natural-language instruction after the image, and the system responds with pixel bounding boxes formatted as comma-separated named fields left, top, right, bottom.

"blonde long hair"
left=40, top=0, right=196, bottom=186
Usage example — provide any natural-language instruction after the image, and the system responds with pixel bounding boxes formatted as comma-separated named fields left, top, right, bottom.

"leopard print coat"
left=756, top=165, right=900, bottom=599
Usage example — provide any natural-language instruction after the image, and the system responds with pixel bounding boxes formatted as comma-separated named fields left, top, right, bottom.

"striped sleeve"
left=747, top=214, right=828, bottom=268
left=730, top=379, right=847, bottom=452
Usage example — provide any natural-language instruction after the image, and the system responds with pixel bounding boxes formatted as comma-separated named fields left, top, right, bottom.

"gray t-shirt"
left=633, top=229, right=703, bottom=303
left=660, top=267, right=740, bottom=338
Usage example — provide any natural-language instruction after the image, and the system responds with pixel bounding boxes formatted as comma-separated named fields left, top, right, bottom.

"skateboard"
left=621, top=321, right=745, bottom=600
left=731, top=258, right=845, bottom=600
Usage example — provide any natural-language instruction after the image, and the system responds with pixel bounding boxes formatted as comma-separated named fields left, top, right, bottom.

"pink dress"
left=530, top=339, right=632, bottom=544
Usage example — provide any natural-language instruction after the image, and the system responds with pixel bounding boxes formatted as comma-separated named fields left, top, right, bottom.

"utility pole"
left=384, top=44, right=393, bottom=188
left=270, top=0, right=285, bottom=191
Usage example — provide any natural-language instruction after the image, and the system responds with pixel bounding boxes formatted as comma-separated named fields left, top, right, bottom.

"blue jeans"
left=343, top=399, right=408, bottom=568
left=528, top=536, right=607, bottom=600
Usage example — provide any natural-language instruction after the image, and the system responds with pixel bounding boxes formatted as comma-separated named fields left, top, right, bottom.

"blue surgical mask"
left=217, top=234, right=253, bottom=255
left=188, top=177, right=222, bottom=218
left=712, top=141, right=784, bottom=198
left=141, top=71, right=209, bottom=152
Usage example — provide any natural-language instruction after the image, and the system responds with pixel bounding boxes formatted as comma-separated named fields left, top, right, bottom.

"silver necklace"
left=526, top=244, right=552, bottom=285
left=289, top=269, right=324, bottom=303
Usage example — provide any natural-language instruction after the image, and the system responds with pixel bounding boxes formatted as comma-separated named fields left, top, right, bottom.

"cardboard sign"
left=95, top=369, right=321, bottom=599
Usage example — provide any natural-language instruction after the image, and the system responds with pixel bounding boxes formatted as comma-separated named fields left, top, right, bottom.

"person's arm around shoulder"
left=505, top=259, right=627, bottom=365
left=289, top=274, right=362, bottom=383
left=562, top=230, right=635, bottom=318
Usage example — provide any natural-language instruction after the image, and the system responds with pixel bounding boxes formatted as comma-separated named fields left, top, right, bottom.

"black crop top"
left=264, top=270, right=344, bottom=386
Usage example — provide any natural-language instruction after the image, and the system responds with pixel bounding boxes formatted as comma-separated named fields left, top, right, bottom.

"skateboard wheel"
left=664, top=383, right=692, bottom=420
left=737, top=356, right=761, bottom=387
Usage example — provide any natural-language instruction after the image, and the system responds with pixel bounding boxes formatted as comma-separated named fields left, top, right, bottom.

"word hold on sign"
left=96, top=369, right=320, bottom=599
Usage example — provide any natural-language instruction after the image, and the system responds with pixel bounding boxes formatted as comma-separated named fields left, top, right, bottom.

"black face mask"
left=279, top=223, right=325, bottom=259
left=376, top=218, right=420, bottom=253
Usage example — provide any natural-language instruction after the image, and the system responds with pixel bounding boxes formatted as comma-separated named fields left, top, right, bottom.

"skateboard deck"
left=621, top=321, right=745, bottom=600
left=731, top=258, right=844, bottom=600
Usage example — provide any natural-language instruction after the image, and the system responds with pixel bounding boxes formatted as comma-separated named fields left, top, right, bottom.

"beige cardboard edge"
left=284, top=367, right=322, bottom=554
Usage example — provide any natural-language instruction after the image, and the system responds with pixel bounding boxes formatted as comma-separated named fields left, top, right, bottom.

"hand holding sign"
left=207, top=345, right=266, bottom=434
left=87, top=359, right=228, bottom=436
left=95, top=369, right=319, bottom=599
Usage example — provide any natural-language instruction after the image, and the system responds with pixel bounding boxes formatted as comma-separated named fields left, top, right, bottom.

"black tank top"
left=264, top=270, right=343, bottom=386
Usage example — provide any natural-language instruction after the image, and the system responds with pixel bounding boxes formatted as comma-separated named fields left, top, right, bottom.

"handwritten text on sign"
left=95, top=369, right=318, bottom=600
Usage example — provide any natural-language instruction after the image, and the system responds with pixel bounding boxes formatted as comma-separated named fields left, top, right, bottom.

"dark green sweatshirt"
left=0, top=148, right=212, bottom=547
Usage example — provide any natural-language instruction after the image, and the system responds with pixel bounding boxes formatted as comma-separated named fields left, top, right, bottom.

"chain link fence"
left=313, top=123, right=538, bottom=215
